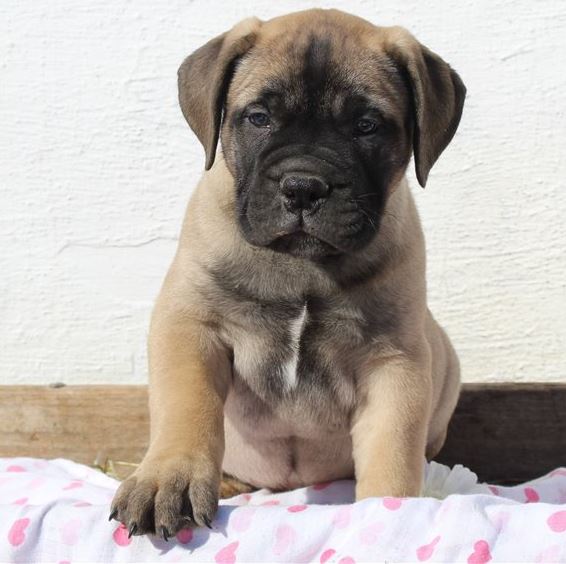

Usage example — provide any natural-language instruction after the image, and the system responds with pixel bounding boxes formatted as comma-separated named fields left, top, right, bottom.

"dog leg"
left=110, top=305, right=230, bottom=537
left=351, top=350, right=432, bottom=499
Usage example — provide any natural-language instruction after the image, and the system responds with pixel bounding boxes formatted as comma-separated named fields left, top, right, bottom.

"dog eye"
left=354, top=118, right=378, bottom=135
left=248, top=112, right=271, bottom=127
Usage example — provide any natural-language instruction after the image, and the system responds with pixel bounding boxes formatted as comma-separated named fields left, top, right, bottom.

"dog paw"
left=109, top=454, right=220, bottom=538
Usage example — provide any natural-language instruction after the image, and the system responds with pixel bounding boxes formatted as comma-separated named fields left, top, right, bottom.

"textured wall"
left=1, top=0, right=565, bottom=384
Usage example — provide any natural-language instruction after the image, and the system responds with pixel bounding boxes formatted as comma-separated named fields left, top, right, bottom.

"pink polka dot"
left=7, top=465, right=26, bottom=472
left=320, top=549, right=336, bottom=563
left=12, top=497, right=28, bottom=505
left=231, top=507, right=257, bottom=532
left=467, top=540, right=492, bottom=564
left=261, top=499, right=280, bottom=506
left=525, top=487, right=540, bottom=503
left=73, top=501, right=92, bottom=507
left=215, top=541, right=239, bottom=564
left=63, top=480, right=83, bottom=490
left=383, top=497, right=402, bottom=510
left=338, top=557, right=356, bottom=564
left=8, top=518, right=30, bottom=547
left=313, top=482, right=332, bottom=490
left=112, top=524, right=132, bottom=547
left=332, top=506, right=352, bottom=529
left=547, top=511, right=566, bottom=533
left=287, top=504, right=308, bottom=513
left=176, top=528, right=193, bottom=544
left=296, top=543, right=322, bottom=562
left=273, top=524, right=296, bottom=556
left=417, top=536, right=441, bottom=561
left=27, top=477, right=46, bottom=490
left=488, top=485, right=499, bottom=496
left=59, top=561, right=71, bottom=564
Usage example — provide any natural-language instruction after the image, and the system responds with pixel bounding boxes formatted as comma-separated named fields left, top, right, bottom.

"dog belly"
left=222, top=412, right=354, bottom=489
left=219, top=298, right=358, bottom=489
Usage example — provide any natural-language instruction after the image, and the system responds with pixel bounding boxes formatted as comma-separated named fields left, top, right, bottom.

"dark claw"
left=202, top=516, right=213, bottom=529
left=161, top=526, right=170, bottom=542
left=108, top=509, right=118, bottom=522
left=128, top=523, right=138, bottom=539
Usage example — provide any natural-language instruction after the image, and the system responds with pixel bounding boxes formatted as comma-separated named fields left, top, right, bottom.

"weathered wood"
left=437, top=383, right=566, bottom=484
left=1, top=383, right=564, bottom=484
left=0, top=384, right=149, bottom=478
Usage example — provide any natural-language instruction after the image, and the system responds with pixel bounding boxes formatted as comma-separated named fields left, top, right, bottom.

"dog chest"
left=222, top=294, right=363, bottom=431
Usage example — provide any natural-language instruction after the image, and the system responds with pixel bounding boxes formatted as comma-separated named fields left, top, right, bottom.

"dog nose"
left=280, top=174, right=330, bottom=212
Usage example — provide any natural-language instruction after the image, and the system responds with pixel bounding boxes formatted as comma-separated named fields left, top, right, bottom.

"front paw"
left=109, top=453, right=220, bottom=538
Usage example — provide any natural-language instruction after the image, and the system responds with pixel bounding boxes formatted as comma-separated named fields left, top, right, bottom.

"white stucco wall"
left=1, top=0, right=565, bottom=385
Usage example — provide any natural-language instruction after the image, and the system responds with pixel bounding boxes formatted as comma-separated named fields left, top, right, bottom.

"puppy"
left=111, top=8, right=464, bottom=539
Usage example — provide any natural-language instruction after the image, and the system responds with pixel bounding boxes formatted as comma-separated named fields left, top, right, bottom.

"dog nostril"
left=280, top=174, right=330, bottom=211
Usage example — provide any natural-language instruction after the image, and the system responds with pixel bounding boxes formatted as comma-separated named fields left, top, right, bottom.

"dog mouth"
left=267, top=230, right=340, bottom=257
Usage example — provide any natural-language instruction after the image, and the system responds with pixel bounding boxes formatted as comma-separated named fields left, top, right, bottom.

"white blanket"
left=1, top=458, right=565, bottom=562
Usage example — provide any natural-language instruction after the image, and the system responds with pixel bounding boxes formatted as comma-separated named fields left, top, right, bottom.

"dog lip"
left=268, top=231, right=342, bottom=257
left=274, top=227, right=340, bottom=251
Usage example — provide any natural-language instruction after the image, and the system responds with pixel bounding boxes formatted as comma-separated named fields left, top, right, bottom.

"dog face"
left=178, top=10, right=465, bottom=259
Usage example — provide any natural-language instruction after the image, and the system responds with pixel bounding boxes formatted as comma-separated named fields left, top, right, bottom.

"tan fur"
left=111, top=8, right=462, bottom=536
left=219, top=474, right=255, bottom=499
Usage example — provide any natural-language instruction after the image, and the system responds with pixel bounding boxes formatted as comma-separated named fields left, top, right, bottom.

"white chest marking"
left=282, top=304, right=308, bottom=389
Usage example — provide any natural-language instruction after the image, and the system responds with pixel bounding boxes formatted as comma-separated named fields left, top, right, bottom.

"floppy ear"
left=178, top=18, right=261, bottom=170
left=388, top=30, right=466, bottom=187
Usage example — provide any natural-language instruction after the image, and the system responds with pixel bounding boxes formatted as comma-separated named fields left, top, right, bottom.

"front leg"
left=110, top=303, right=230, bottom=538
left=352, top=348, right=432, bottom=499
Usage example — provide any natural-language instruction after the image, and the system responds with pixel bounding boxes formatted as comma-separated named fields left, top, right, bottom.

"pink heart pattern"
left=547, top=511, right=566, bottom=533
left=8, top=518, right=30, bottom=547
left=63, top=480, right=83, bottom=491
left=2, top=458, right=566, bottom=561
left=7, top=465, right=26, bottom=473
left=467, top=540, right=492, bottom=564
left=112, top=524, right=132, bottom=547
left=525, top=487, right=540, bottom=503
left=313, top=482, right=332, bottom=491
left=320, top=548, right=336, bottom=563
left=273, top=524, right=296, bottom=556
left=417, top=535, right=441, bottom=561
left=231, top=507, right=257, bottom=532
left=332, top=506, right=352, bottom=528
left=383, top=497, right=403, bottom=511
left=215, top=541, right=239, bottom=564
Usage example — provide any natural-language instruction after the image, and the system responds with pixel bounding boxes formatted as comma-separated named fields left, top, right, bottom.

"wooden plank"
left=437, top=383, right=566, bottom=484
left=1, top=383, right=565, bottom=484
left=0, top=384, right=149, bottom=478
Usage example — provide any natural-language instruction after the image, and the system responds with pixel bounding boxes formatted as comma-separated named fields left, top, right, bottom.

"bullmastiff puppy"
left=110, top=8, right=465, bottom=539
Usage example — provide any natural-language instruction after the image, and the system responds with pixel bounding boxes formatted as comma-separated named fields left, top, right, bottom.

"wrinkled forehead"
left=227, top=27, right=409, bottom=123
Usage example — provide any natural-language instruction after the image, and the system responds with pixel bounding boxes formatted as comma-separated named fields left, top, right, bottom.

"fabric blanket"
left=1, top=458, right=566, bottom=563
